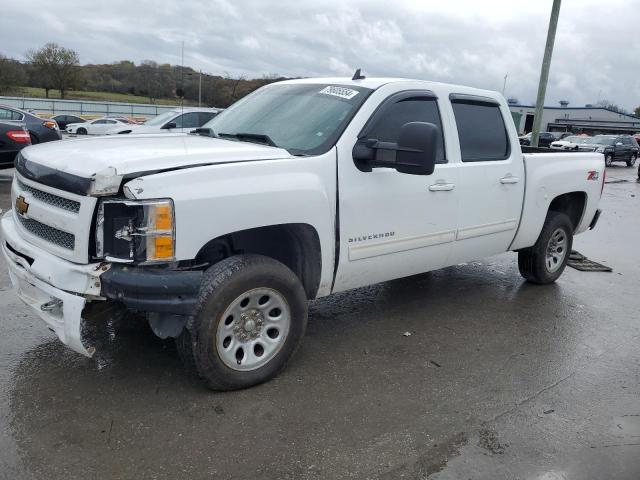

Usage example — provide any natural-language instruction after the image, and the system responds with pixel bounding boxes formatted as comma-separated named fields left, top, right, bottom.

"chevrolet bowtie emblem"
left=15, top=195, right=29, bottom=216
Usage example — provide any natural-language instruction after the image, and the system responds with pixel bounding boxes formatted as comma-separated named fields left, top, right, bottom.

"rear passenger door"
left=618, top=137, right=633, bottom=161
left=448, top=95, right=525, bottom=262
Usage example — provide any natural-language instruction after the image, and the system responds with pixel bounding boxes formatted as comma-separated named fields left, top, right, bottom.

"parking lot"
left=0, top=164, right=638, bottom=480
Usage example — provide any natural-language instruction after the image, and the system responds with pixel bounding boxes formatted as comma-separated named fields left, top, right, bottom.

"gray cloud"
left=1, top=0, right=639, bottom=109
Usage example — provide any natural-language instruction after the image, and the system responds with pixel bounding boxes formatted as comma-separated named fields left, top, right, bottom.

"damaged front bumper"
left=1, top=212, right=106, bottom=357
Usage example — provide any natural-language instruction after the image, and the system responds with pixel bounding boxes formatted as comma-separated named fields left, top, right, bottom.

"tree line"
left=0, top=43, right=287, bottom=107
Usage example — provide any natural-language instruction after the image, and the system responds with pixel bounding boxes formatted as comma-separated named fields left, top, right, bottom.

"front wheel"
left=626, top=153, right=637, bottom=167
left=518, top=212, right=573, bottom=285
left=605, top=154, right=613, bottom=167
left=76, top=127, right=87, bottom=135
left=181, top=254, right=308, bottom=391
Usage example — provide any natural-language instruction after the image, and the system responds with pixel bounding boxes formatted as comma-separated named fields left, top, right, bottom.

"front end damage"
left=2, top=211, right=106, bottom=356
left=1, top=211, right=203, bottom=355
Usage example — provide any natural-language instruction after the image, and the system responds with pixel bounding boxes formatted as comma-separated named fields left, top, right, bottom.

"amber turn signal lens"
left=154, top=204, right=172, bottom=230
left=153, top=236, right=174, bottom=259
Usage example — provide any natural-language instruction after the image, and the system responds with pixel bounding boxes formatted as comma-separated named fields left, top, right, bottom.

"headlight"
left=96, top=198, right=175, bottom=263
left=595, top=147, right=605, bottom=153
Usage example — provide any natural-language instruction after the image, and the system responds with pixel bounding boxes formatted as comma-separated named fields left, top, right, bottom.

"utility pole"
left=531, top=0, right=561, bottom=147
left=502, top=74, right=508, bottom=96
left=199, top=70, right=202, bottom=107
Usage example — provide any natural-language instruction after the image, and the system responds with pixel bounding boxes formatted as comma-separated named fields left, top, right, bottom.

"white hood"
left=21, top=133, right=292, bottom=179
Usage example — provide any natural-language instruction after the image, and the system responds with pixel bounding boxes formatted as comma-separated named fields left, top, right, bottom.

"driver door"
left=332, top=87, right=459, bottom=292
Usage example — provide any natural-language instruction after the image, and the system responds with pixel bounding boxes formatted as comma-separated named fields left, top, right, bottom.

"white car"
left=106, top=108, right=221, bottom=135
left=550, top=135, right=591, bottom=150
left=66, top=117, right=135, bottom=135
left=4, top=76, right=604, bottom=391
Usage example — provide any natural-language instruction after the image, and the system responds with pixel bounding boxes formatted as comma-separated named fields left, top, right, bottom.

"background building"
left=509, top=101, right=640, bottom=136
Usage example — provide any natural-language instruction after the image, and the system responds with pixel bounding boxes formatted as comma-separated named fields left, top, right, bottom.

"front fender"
left=125, top=150, right=337, bottom=296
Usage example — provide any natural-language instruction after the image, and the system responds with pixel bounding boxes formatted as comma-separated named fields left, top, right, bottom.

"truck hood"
left=21, top=133, right=291, bottom=177
left=17, top=134, right=292, bottom=195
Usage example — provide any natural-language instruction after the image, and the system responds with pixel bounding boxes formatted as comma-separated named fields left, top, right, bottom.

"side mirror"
left=352, top=122, right=438, bottom=175
left=163, top=122, right=177, bottom=129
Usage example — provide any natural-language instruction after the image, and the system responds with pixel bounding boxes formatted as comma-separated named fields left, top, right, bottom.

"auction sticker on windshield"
left=319, top=86, right=359, bottom=100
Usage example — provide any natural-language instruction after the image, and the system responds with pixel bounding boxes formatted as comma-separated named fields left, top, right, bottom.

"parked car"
left=51, top=114, right=87, bottom=131
left=519, top=131, right=556, bottom=147
left=106, top=108, right=221, bottom=135
left=2, top=77, right=604, bottom=390
left=0, top=122, right=31, bottom=167
left=0, top=105, right=61, bottom=144
left=66, top=117, right=134, bottom=135
left=578, top=135, right=639, bottom=167
left=550, top=135, right=591, bottom=150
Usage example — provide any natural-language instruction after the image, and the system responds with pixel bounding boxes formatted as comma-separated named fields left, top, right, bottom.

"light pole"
left=531, top=0, right=562, bottom=147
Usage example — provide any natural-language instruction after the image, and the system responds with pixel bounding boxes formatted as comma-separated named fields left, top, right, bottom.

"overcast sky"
left=2, top=0, right=639, bottom=109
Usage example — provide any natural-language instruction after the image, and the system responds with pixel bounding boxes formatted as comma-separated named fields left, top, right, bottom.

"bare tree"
left=0, top=54, right=26, bottom=94
left=27, top=43, right=81, bottom=99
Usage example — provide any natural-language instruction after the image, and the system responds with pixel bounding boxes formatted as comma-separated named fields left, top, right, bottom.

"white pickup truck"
left=2, top=76, right=604, bottom=390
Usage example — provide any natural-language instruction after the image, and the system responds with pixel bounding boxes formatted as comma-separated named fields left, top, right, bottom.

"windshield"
left=203, top=83, right=373, bottom=155
left=586, top=136, right=615, bottom=145
left=564, top=136, right=587, bottom=143
left=145, top=111, right=178, bottom=127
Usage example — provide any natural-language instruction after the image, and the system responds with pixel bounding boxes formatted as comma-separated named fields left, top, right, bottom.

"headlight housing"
left=595, top=146, right=605, bottom=153
left=96, top=198, right=175, bottom=263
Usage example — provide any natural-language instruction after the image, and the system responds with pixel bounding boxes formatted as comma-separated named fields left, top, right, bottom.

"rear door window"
left=0, top=108, right=24, bottom=121
left=174, top=112, right=200, bottom=129
left=451, top=98, right=510, bottom=162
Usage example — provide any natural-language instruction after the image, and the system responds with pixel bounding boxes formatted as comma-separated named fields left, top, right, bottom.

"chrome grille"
left=17, top=179, right=80, bottom=214
left=16, top=215, right=75, bottom=250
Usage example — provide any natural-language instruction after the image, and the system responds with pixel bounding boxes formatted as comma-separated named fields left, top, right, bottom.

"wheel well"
left=195, top=224, right=322, bottom=299
left=548, top=192, right=586, bottom=231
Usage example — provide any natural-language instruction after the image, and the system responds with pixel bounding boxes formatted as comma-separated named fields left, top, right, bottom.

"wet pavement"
left=0, top=166, right=639, bottom=479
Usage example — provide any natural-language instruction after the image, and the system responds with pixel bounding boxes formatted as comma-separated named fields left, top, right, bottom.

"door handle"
left=428, top=182, right=455, bottom=192
left=500, top=176, right=520, bottom=184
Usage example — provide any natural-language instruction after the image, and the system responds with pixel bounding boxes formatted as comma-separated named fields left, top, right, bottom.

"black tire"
left=29, top=133, right=38, bottom=144
left=186, top=254, right=308, bottom=391
left=626, top=153, right=637, bottom=167
left=518, top=211, right=573, bottom=285
left=175, top=328, right=199, bottom=376
left=605, top=154, right=613, bottom=167
left=77, top=127, right=87, bottom=135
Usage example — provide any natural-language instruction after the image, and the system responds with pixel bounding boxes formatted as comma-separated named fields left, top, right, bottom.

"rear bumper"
left=1, top=212, right=104, bottom=356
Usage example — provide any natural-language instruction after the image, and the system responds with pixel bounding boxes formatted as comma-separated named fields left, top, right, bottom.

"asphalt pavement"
left=0, top=166, right=639, bottom=480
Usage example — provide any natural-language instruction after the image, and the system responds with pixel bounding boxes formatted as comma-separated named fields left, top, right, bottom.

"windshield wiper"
left=191, top=127, right=217, bottom=137
left=218, top=132, right=277, bottom=147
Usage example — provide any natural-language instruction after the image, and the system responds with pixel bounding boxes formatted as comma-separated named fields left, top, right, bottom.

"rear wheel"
left=182, top=254, right=308, bottom=391
left=626, top=153, right=637, bottom=167
left=29, top=133, right=38, bottom=144
left=518, top=212, right=573, bottom=285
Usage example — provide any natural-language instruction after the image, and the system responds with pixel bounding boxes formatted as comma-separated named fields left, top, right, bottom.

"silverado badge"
left=15, top=195, right=29, bottom=217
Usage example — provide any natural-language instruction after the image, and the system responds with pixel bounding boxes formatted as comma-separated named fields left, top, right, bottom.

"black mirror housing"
left=352, top=122, right=439, bottom=175
left=163, top=122, right=177, bottom=129
left=395, top=122, right=438, bottom=175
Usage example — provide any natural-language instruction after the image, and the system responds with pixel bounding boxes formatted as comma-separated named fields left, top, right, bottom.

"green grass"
left=14, top=87, right=195, bottom=106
